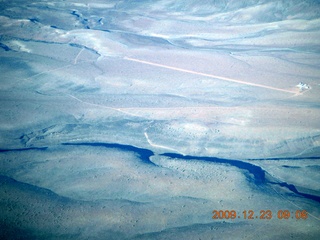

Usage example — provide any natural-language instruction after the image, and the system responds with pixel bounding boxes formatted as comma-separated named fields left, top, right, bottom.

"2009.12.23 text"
left=212, top=210, right=308, bottom=220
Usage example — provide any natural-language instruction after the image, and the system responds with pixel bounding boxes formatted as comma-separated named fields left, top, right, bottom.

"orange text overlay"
left=212, top=210, right=308, bottom=220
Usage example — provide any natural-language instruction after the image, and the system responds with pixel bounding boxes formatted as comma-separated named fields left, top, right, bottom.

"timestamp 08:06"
left=212, top=210, right=308, bottom=220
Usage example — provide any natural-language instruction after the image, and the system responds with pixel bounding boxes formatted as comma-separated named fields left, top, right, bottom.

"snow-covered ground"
left=1, top=0, right=320, bottom=239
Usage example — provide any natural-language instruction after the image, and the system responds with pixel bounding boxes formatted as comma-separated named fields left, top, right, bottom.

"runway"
left=124, top=56, right=298, bottom=94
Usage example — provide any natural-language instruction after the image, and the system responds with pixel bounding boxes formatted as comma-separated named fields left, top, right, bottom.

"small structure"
left=296, top=82, right=310, bottom=90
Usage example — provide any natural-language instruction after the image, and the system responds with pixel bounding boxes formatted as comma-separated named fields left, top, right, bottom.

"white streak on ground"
left=124, top=56, right=299, bottom=94
left=144, top=131, right=184, bottom=154
left=74, top=48, right=85, bottom=65
left=270, top=184, right=320, bottom=221
left=66, top=93, right=141, bottom=117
